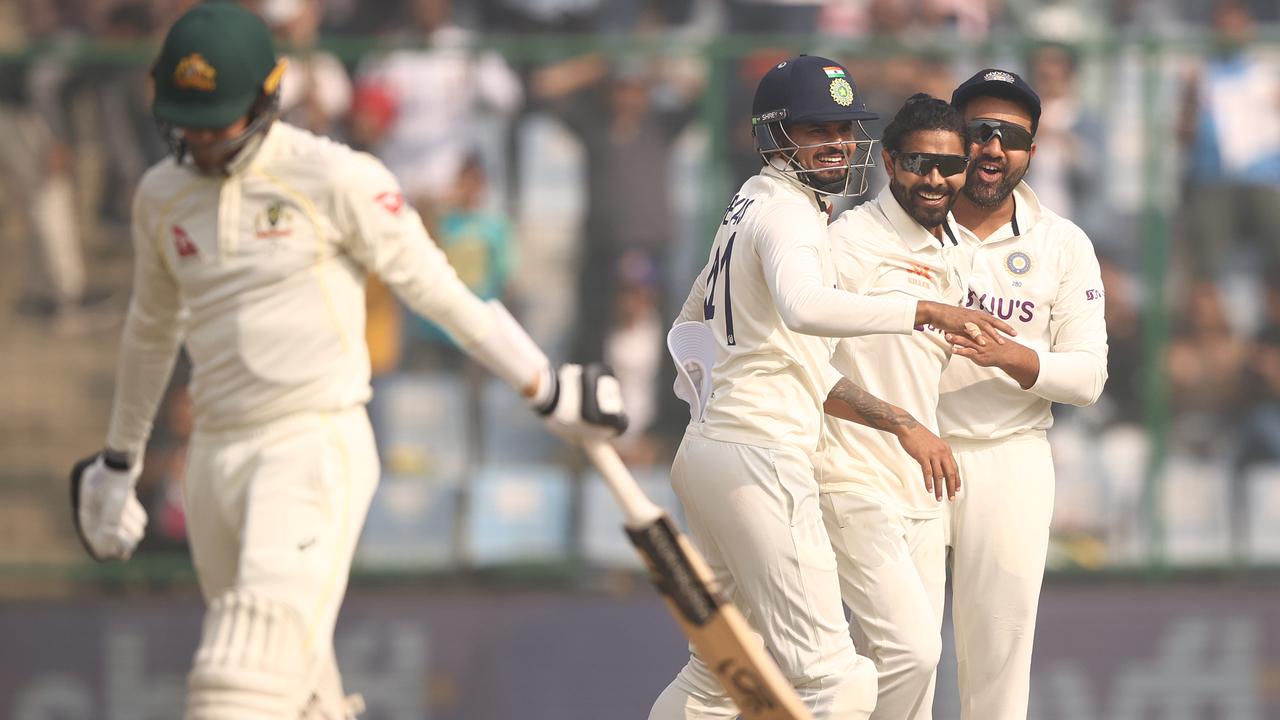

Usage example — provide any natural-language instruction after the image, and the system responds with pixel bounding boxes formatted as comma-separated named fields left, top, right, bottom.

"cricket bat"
left=582, top=439, right=814, bottom=720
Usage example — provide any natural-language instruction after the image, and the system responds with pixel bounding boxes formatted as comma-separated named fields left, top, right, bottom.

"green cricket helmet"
left=152, top=1, right=285, bottom=129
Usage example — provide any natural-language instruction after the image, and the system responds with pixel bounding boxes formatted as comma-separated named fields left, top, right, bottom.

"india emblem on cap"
left=174, top=53, right=217, bottom=91
left=829, top=78, right=854, bottom=107
left=983, top=70, right=1016, bottom=84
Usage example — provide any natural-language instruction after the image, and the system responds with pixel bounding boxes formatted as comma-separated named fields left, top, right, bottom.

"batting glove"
left=533, top=362, right=628, bottom=441
left=70, top=453, right=147, bottom=562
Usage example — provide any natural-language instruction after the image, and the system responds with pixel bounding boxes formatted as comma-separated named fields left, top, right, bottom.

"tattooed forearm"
left=825, top=377, right=921, bottom=434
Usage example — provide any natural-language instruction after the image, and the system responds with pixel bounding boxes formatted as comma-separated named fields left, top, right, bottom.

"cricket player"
left=67, top=4, right=625, bottom=718
left=649, top=55, right=1011, bottom=720
left=940, top=69, right=1109, bottom=719
left=818, top=95, right=974, bottom=720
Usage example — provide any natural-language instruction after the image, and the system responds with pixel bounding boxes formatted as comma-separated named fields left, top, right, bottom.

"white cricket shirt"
left=814, top=188, right=971, bottom=517
left=674, top=166, right=918, bottom=453
left=106, top=122, right=492, bottom=455
left=937, top=182, right=1109, bottom=440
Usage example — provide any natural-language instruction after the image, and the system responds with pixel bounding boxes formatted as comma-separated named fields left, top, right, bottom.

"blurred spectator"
left=1177, top=0, right=1280, bottom=284
left=0, top=1, right=92, bottom=333
left=604, top=250, right=663, bottom=464
left=261, top=0, right=353, bottom=138
left=405, top=152, right=516, bottom=357
left=1026, top=43, right=1105, bottom=231
left=353, top=0, right=522, bottom=219
left=138, top=365, right=194, bottom=552
left=1166, top=280, right=1249, bottom=456
left=531, top=53, right=701, bottom=365
left=87, top=1, right=166, bottom=224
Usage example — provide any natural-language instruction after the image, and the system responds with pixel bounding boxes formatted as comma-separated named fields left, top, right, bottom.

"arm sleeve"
left=757, top=207, right=917, bottom=337
left=334, top=153, right=494, bottom=349
left=1028, top=227, right=1109, bottom=406
left=104, top=187, right=186, bottom=460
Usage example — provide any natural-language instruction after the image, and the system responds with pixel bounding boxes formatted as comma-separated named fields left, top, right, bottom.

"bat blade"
left=626, top=515, right=814, bottom=719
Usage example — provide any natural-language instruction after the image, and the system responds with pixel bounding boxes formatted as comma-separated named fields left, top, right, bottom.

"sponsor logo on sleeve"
left=172, top=225, right=199, bottom=260
left=1086, top=288, right=1105, bottom=301
left=374, top=191, right=404, bottom=215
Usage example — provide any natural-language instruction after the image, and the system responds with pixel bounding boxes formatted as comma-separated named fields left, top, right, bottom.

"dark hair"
left=882, top=93, right=968, bottom=154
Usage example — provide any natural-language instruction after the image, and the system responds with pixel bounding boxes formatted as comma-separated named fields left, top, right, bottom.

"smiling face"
left=781, top=120, right=857, bottom=192
left=883, top=128, right=968, bottom=230
left=961, top=96, right=1036, bottom=208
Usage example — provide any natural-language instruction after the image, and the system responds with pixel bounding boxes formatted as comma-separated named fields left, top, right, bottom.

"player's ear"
left=881, top=149, right=896, bottom=182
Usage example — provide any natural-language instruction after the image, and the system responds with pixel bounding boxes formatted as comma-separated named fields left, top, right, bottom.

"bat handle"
left=582, top=439, right=665, bottom=529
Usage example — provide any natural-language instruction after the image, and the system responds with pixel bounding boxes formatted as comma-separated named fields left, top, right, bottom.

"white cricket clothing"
left=937, top=182, right=1108, bottom=440
left=816, top=187, right=970, bottom=518
left=651, top=433, right=877, bottom=720
left=823, top=492, right=946, bottom=720
left=943, top=431, right=1054, bottom=720
left=654, top=166, right=920, bottom=719
left=674, top=166, right=917, bottom=454
left=106, top=122, right=492, bottom=454
left=183, top=407, right=378, bottom=712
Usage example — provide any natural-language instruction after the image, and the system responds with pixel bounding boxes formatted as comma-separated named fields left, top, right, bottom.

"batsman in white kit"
left=818, top=95, right=977, bottom=720
left=649, top=56, right=1011, bottom=720
left=66, top=5, right=625, bottom=718
left=940, top=69, right=1109, bottom=720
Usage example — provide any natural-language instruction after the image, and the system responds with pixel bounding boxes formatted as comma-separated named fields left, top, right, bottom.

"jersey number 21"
left=703, top=232, right=736, bottom=345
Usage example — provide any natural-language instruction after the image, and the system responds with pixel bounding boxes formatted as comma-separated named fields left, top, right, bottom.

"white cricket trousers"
left=649, top=432, right=878, bottom=720
left=944, top=430, right=1054, bottom=720
left=183, top=407, right=379, bottom=706
left=822, top=492, right=945, bottom=720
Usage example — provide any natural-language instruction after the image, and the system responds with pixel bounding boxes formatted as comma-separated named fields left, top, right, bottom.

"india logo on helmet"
left=829, top=78, right=854, bottom=107
left=174, top=53, right=217, bottom=92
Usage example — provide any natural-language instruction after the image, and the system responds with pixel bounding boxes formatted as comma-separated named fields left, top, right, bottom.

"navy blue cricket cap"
left=951, top=68, right=1042, bottom=134
left=751, top=54, right=878, bottom=129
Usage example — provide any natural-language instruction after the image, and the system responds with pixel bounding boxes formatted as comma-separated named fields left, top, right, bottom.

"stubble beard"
left=963, top=159, right=1028, bottom=208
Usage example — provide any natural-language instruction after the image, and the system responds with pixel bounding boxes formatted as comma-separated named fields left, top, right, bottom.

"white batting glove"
left=532, top=362, right=628, bottom=441
left=70, top=454, right=147, bottom=561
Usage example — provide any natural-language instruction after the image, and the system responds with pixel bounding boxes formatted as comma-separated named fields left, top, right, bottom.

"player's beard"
left=808, top=165, right=851, bottom=194
left=890, top=177, right=955, bottom=229
left=963, top=154, right=1029, bottom=208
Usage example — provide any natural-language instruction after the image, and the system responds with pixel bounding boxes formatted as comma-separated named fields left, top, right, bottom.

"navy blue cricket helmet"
left=751, top=55, right=879, bottom=196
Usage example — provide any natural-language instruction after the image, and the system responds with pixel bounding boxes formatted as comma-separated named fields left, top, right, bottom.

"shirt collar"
left=974, top=181, right=1043, bottom=244
left=875, top=185, right=961, bottom=252
left=761, top=164, right=826, bottom=214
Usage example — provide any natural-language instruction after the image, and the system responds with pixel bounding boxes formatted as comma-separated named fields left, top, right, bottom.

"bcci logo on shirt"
left=1005, top=251, right=1032, bottom=276
left=255, top=201, right=293, bottom=239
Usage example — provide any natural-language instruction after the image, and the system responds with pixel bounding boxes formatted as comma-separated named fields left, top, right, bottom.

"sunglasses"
left=893, top=152, right=970, bottom=177
left=967, top=119, right=1034, bottom=151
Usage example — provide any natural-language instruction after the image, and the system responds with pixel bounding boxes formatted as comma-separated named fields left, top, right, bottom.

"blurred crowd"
left=3, top=0, right=1280, bottom=572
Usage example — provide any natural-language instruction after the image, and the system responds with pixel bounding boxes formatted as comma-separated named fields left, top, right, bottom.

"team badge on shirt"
left=829, top=78, right=854, bottom=106
left=255, top=201, right=293, bottom=239
left=1005, top=250, right=1032, bottom=275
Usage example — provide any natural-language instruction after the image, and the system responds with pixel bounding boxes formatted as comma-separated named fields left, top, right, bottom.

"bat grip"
left=582, top=439, right=665, bottom=528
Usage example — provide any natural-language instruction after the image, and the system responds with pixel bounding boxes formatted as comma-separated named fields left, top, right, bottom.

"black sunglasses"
left=893, top=152, right=970, bottom=177
left=967, top=119, right=1034, bottom=151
